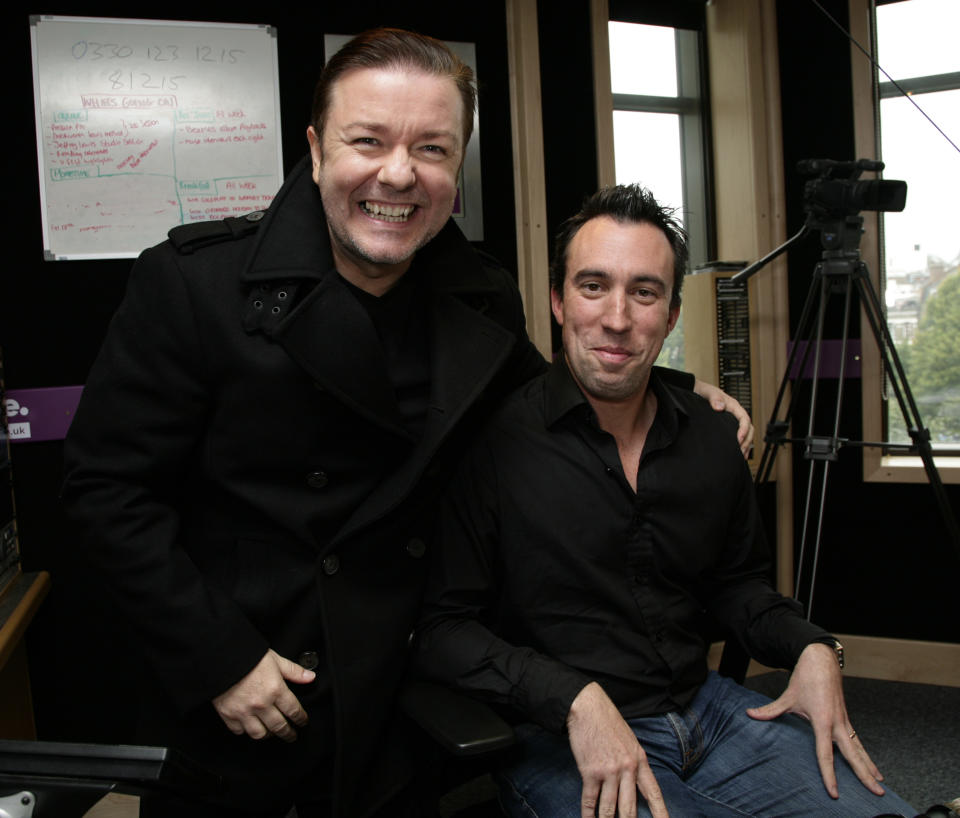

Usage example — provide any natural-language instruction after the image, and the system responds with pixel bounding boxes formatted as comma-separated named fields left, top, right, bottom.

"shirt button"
left=306, top=471, right=329, bottom=489
left=405, top=538, right=427, bottom=559
left=322, top=554, right=340, bottom=575
left=297, top=650, right=320, bottom=670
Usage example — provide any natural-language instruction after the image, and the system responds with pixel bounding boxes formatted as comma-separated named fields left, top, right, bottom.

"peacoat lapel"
left=240, top=157, right=407, bottom=436
left=331, top=224, right=519, bottom=545
left=420, top=224, right=519, bottom=455
left=240, top=156, right=520, bottom=541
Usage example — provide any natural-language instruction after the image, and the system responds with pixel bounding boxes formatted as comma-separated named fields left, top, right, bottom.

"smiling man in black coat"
left=62, top=27, right=749, bottom=818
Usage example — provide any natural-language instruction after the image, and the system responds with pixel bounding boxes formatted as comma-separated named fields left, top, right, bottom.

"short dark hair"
left=549, top=184, right=689, bottom=311
left=311, top=28, right=477, bottom=149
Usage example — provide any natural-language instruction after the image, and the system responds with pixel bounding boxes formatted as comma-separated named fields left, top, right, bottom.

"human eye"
left=580, top=280, right=604, bottom=295
left=344, top=131, right=381, bottom=149
left=419, top=143, right=450, bottom=159
left=632, top=286, right=662, bottom=303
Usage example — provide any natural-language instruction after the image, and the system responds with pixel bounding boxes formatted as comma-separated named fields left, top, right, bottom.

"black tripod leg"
left=756, top=266, right=826, bottom=485
left=803, top=272, right=858, bottom=618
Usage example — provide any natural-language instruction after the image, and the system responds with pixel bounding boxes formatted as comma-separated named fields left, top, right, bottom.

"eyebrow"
left=571, top=269, right=667, bottom=290
left=342, top=121, right=459, bottom=142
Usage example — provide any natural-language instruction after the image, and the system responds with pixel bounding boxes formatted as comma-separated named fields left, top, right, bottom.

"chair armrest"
left=400, top=681, right=515, bottom=757
left=0, top=739, right=218, bottom=798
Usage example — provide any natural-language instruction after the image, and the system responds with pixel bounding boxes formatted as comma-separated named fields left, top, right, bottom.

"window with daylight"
left=608, top=20, right=711, bottom=371
left=875, top=0, right=960, bottom=454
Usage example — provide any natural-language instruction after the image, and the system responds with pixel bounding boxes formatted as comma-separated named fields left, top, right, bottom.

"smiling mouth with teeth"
left=361, top=201, right=415, bottom=223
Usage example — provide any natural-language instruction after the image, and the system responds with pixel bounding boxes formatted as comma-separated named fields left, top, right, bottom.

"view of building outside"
left=609, top=21, right=689, bottom=371
left=876, top=0, right=960, bottom=447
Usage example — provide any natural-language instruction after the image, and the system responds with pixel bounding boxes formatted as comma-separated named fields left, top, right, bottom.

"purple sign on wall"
left=4, top=386, right=83, bottom=443
left=787, top=340, right=862, bottom=379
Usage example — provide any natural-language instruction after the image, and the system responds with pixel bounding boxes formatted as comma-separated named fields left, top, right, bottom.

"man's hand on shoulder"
left=212, top=649, right=315, bottom=742
left=745, top=642, right=885, bottom=799
left=692, top=379, right=754, bottom=457
left=566, top=682, right=669, bottom=818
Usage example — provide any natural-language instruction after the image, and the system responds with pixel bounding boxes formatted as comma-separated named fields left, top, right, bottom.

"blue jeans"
left=497, top=672, right=916, bottom=818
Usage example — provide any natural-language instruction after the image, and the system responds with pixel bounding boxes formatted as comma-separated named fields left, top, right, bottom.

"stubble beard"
left=565, top=341, right=654, bottom=405
left=328, top=209, right=447, bottom=275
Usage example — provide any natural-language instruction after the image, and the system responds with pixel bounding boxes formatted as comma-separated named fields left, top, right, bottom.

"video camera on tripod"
left=799, top=157, right=906, bottom=220
left=732, top=158, right=959, bottom=616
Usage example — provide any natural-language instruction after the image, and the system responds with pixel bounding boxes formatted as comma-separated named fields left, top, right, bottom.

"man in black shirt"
left=415, top=184, right=914, bottom=817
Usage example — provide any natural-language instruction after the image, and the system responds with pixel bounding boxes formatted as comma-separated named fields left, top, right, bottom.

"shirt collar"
left=544, top=356, right=690, bottom=438
left=544, top=356, right=590, bottom=428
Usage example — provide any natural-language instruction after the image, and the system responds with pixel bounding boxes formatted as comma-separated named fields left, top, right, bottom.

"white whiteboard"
left=31, top=15, right=284, bottom=260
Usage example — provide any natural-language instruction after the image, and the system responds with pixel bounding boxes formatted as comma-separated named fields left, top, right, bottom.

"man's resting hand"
left=746, top=642, right=885, bottom=799
left=693, top=379, right=754, bottom=457
left=566, top=682, right=669, bottom=818
left=212, top=649, right=315, bottom=742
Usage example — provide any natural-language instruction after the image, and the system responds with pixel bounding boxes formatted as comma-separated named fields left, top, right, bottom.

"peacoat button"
left=405, top=538, right=427, bottom=559
left=306, top=471, right=329, bottom=489
left=246, top=210, right=265, bottom=222
left=322, top=554, right=340, bottom=575
left=297, top=650, right=321, bottom=670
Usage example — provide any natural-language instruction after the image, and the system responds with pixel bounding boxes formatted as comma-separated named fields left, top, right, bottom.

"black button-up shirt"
left=416, top=361, right=829, bottom=733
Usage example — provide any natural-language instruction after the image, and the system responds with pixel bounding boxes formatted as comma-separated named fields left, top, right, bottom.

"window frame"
left=606, top=24, right=714, bottom=269
left=851, top=0, right=960, bottom=483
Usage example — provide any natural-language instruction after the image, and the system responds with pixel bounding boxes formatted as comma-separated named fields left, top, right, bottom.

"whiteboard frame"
left=30, top=15, right=284, bottom=261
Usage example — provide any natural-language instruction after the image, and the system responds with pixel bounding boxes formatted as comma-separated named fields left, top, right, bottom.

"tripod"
left=733, top=196, right=960, bottom=619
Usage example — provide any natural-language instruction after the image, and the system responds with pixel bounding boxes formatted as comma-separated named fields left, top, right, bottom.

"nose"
left=601, top=290, right=631, bottom=333
left=378, top=146, right=416, bottom=190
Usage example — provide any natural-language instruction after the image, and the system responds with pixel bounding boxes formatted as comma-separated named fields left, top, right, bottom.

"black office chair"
left=0, top=739, right=217, bottom=817
left=400, top=680, right=513, bottom=818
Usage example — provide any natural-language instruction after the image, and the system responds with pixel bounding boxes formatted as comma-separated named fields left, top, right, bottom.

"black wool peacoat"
left=62, top=155, right=547, bottom=816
